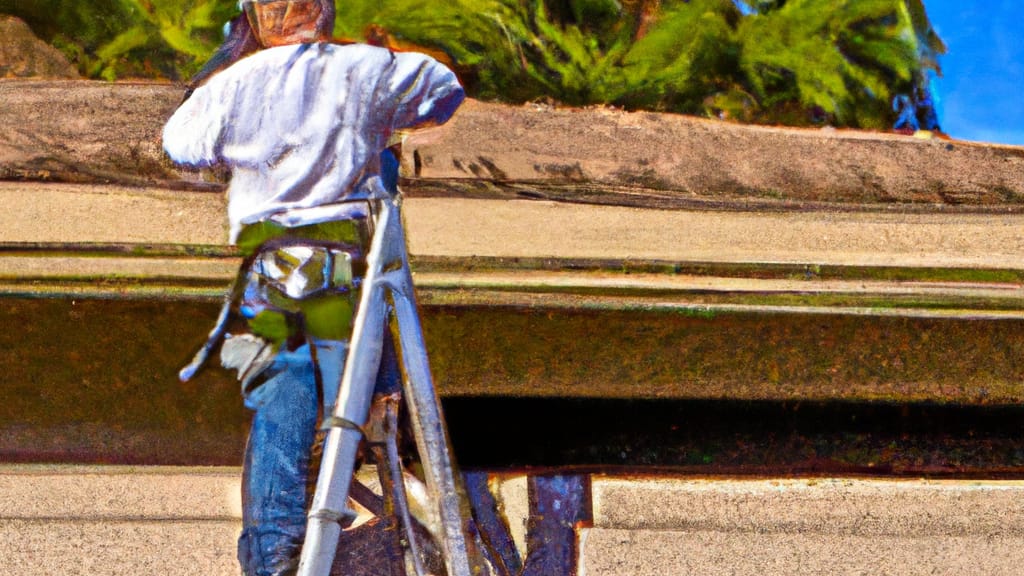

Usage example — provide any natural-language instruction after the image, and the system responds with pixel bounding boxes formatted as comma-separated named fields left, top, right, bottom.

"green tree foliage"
left=94, top=0, right=237, bottom=79
left=337, top=0, right=942, bottom=128
left=332, top=0, right=738, bottom=105
left=732, top=0, right=943, bottom=127
left=617, top=0, right=744, bottom=111
left=329, top=0, right=531, bottom=101
left=737, top=0, right=922, bottom=128
left=2, top=0, right=944, bottom=128
left=0, top=0, right=234, bottom=80
left=0, top=0, right=130, bottom=76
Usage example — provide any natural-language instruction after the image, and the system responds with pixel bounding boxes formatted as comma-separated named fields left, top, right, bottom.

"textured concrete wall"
left=2, top=81, right=1023, bottom=210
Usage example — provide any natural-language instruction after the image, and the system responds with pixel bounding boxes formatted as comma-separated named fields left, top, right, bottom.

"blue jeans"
left=237, top=337, right=400, bottom=576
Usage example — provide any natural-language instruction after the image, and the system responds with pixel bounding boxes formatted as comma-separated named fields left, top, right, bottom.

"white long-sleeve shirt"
left=163, top=42, right=464, bottom=242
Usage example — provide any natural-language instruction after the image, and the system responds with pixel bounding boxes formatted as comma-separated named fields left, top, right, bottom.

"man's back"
left=163, top=42, right=464, bottom=241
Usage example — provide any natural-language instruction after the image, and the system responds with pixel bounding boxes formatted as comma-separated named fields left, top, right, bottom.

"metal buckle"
left=253, top=245, right=354, bottom=300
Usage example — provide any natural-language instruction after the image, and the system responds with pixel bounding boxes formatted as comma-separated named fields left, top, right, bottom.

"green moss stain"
left=421, top=305, right=1024, bottom=403
left=409, top=255, right=1024, bottom=285
left=0, top=298, right=247, bottom=464
left=2, top=293, right=1023, bottom=464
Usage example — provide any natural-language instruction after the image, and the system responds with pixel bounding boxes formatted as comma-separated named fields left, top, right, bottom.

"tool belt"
left=236, top=202, right=373, bottom=347
left=179, top=200, right=376, bottom=382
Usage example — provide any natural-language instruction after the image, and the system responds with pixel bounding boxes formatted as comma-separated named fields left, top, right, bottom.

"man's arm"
left=162, top=82, right=228, bottom=168
left=388, top=52, right=466, bottom=131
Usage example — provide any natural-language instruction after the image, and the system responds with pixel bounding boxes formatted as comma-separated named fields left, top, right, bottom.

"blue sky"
left=925, top=0, right=1024, bottom=146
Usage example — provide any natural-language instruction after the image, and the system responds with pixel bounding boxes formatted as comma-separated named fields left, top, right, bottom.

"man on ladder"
left=162, top=1, right=466, bottom=574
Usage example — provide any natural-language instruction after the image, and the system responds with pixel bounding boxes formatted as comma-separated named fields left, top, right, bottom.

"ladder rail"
left=297, top=196, right=473, bottom=576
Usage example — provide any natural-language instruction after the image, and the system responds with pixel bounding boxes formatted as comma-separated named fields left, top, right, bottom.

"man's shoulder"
left=197, top=41, right=451, bottom=100
left=210, top=42, right=396, bottom=82
left=249, top=42, right=394, bottom=65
